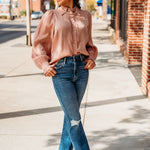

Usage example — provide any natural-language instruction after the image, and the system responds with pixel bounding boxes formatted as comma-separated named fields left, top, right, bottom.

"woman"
left=31, top=0, right=98, bottom=149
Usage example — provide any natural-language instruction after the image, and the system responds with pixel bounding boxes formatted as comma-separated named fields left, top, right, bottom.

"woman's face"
left=56, top=0, right=73, bottom=6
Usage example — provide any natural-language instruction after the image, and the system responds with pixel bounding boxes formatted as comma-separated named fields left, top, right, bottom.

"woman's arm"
left=31, top=10, right=54, bottom=75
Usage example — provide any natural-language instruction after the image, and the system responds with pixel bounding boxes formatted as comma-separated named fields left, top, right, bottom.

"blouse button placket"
left=71, top=15, right=77, bottom=52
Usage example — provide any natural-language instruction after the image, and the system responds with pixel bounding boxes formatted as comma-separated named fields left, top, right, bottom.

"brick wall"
left=141, top=0, right=150, bottom=96
left=18, top=0, right=41, bottom=11
left=18, top=0, right=26, bottom=12
left=127, top=0, right=145, bottom=64
left=31, top=0, right=42, bottom=11
left=113, top=0, right=150, bottom=98
left=17, top=0, right=41, bottom=15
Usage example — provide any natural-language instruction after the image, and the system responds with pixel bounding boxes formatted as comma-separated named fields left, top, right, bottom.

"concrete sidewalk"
left=0, top=17, right=150, bottom=150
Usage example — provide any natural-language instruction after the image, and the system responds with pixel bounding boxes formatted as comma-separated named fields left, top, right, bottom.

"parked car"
left=31, top=11, right=44, bottom=19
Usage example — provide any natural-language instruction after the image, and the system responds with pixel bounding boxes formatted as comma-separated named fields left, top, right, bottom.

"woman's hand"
left=84, top=59, right=96, bottom=70
left=45, top=67, right=57, bottom=77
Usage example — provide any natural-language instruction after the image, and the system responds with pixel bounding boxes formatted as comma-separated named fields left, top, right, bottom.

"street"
left=0, top=19, right=39, bottom=44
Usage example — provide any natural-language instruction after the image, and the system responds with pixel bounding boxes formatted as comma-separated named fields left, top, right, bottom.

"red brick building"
left=18, top=0, right=42, bottom=12
left=0, top=0, right=52, bottom=18
left=16, top=0, right=48, bottom=15
left=109, top=0, right=150, bottom=98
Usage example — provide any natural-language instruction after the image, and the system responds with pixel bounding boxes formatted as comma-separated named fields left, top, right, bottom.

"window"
left=119, top=0, right=128, bottom=43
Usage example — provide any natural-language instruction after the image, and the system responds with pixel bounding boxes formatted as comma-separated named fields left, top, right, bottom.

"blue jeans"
left=52, top=54, right=90, bottom=150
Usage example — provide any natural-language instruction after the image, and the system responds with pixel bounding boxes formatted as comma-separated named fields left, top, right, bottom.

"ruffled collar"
left=59, top=5, right=79, bottom=15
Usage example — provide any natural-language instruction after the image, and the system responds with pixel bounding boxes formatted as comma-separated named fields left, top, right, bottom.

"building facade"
left=109, top=0, right=150, bottom=98
left=0, top=0, right=53, bottom=18
left=0, top=0, right=11, bottom=17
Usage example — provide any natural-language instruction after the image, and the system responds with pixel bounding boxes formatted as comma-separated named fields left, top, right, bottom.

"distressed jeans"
left=52, top=54, right=90, bottom=150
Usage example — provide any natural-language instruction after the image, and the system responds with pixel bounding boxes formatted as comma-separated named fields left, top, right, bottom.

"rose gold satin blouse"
left=31, top=5, right=98, bottom=75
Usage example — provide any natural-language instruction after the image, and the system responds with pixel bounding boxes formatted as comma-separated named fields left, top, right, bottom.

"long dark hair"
left=73, top=0, right=81, bottom=9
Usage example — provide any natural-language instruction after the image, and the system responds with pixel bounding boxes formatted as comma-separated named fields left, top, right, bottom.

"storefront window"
left=119, top=0, right=128, bottom=43
left=109, top=0, right=116, bottom=29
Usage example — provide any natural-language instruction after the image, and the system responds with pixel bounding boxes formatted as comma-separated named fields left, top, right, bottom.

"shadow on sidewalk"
left=0, top=24, right=37, bottom=44
left=0, top=95, right=147, bottom=120
left=88, top=128, right=150, bottom=150
left=45, top=104, right=150, bottom=149
left=87, top=104, right=150, bottom=150
left=0, top=73, right=43, bottom=78
left=94, top=51, right=126, bottom=70
left=0, top=50, right=125, bottom=79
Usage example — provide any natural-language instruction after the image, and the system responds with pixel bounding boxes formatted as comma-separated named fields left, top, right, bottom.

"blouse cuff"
left=42, top=62, right=52, bottom=75
left=86, top=45, right=98, bottom=61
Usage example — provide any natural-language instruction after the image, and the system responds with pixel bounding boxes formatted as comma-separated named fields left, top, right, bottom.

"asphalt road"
left=0, top=19, right=40, bottom=44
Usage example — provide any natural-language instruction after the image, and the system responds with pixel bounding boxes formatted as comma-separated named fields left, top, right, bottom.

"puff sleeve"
left=86, top=12, right=98, bottom=61
left=31, top=10, right=54, bottom=75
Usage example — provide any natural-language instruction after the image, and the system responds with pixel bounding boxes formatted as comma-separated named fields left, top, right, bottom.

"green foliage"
left=19, top=9, right=34, bottom=16
left=19, top=10, right=26, bottom=16
left=87, top=0, right=96, bottom=12
left=0, top=15, right=7, bottom=19
left=50, top=0, right=56, bottom=9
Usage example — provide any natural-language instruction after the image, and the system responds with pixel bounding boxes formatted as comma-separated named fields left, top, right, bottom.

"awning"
left=97, top=0, right=103, bottom=3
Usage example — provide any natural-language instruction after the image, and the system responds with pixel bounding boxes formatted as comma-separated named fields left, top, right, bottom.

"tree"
left=87, top=0, right=96, bottom=12
left=50, top=0, right=55, bottom=9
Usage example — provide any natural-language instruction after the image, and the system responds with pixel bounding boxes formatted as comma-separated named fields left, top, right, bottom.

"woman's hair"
left=73, top=0, right=81, bottom=9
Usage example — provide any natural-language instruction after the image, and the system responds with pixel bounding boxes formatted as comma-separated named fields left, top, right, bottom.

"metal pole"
left=26, top=0, right=32, bottom=46
left=9, top=0, right=12, bottom=20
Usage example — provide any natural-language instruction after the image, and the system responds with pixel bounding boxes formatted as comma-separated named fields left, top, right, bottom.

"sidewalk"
left=0, top=17, right=150, bottom=150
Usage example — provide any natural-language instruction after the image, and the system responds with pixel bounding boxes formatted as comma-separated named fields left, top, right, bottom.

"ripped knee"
left=71, top=119, right=81, bottom=127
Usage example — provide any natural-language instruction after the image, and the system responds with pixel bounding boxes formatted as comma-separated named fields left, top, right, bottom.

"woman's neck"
left=62, top=0, right=74, bottom=9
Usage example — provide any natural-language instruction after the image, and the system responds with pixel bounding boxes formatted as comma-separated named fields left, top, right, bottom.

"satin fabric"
left=31, top=5, right=98, bottom=75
